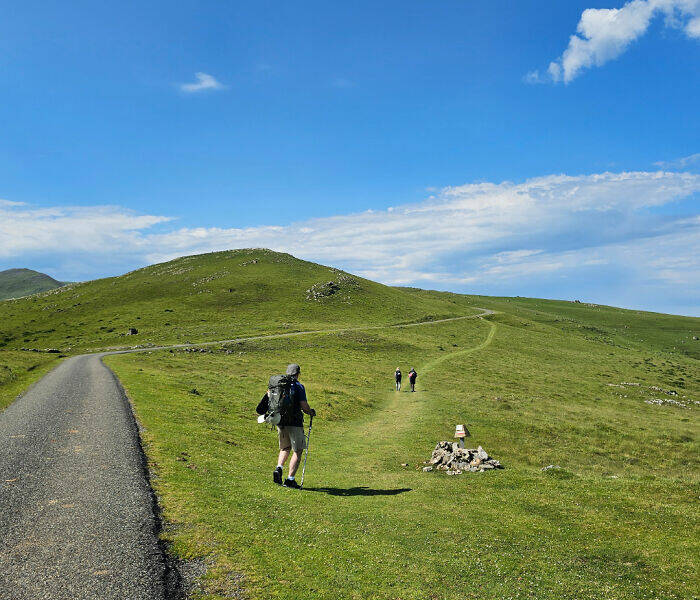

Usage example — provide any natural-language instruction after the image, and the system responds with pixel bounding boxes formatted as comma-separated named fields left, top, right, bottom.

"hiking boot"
left=283, top=478, right=301, bottom=489
left=273, top=467, right=283, bottom=485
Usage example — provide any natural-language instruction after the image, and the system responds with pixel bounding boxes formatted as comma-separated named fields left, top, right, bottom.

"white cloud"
left=531, top=0, right=700, bottom=83
left=654, top=153, right=700, bottom=169
left=179, top=72, right=226, bottom=93
left=523, top=70, right=548, bottom=84
left=0, top=205, right=172, bottom=257
left=1, top=170, right=698, bottom=313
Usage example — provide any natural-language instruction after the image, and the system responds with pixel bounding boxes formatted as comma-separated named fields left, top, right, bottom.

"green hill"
left=1, top=248, right=698, bottom=599
left=0, top=268, right=67, bottom=300
left=0, top=249, right=477, bottom=352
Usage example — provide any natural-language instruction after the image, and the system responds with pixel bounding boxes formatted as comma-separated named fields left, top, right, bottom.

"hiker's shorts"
left=277, top=426, right=306, bottom=452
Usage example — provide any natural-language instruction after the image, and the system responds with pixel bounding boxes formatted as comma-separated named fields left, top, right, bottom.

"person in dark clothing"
left=270, top=363, right=315, bottom=488
left=395, top=367, right=402, bottom=391
left=408, top=368, right=417, bottom=392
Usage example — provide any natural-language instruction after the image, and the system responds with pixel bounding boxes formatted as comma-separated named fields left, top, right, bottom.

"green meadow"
left=2, top=250, right=698, bottom=599
left=0, top=350, right=62, bottom=411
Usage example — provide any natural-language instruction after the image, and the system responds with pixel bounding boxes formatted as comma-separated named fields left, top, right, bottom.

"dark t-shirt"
left=395, top=371, right=402, bottom=381
left=408, top=370, right=417, bottom=382
left=280, top=380, right=307, bottom=427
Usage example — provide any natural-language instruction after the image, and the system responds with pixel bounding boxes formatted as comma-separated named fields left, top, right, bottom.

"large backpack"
left=263, top=374, right=295, bottom=425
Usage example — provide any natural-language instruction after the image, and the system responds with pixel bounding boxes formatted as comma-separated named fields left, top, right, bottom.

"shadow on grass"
left=304, top=486, right=412, bottom=497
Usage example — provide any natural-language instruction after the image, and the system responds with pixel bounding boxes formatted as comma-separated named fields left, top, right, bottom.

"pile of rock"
left=306, top=275, right=358, bottom=301
left=423, top=441, right=503, bottom=475
left=306, top=280, right=341, bottom=300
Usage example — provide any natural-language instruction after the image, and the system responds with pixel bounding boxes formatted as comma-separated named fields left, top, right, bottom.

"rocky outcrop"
left=305, top=274, right=358, bottom=301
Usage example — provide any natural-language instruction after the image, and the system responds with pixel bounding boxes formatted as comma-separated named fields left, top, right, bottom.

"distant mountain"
left=0, top=268, right=68, bottom=300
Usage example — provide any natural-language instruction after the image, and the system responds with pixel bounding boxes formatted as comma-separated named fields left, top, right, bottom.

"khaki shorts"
left=277, top=426, right=307, bottom=452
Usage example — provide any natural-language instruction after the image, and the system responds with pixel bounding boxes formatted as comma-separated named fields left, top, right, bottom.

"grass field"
left=2, top=249, right=698, bottom=599
left=0, top=250, right=470, bottom=353
left=104, top=291, right=699, bottom=599
left=0, top=350, right=62, bottom=411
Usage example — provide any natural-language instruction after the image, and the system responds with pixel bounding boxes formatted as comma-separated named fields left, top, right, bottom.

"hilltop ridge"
left=0, top=268, right=67, bottom=301
left=0, top=249, right=697, bottom=360
left=0, top=249, right=475, bottom=352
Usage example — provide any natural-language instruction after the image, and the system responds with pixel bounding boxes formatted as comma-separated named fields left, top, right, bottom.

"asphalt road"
left=0, top=354, right=173, bottom=600
left=0, top=309, right=494, bottom=599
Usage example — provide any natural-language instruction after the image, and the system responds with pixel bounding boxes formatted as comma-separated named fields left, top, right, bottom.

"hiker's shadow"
left=304, top=486, right=411, bottom=497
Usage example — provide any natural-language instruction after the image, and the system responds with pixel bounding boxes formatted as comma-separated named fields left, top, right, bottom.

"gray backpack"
left=263, top=374, right=295, bottom=425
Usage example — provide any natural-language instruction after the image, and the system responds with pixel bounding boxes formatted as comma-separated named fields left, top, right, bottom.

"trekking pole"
left=300, top=415, right=313, bottom=489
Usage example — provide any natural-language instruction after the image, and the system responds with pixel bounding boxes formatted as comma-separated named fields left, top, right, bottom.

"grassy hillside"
left=2, top=249, right=698, bottom=598
left=0, top=268, right=66, bottom=300
left=91, top=253, right=697, bottom=600
left=0, top=351, right=63, bottom=411
left=0, top=249, right=474, bottom=353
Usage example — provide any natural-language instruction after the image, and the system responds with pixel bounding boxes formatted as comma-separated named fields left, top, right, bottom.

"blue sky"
left=1, top=0, right=699, bottom=315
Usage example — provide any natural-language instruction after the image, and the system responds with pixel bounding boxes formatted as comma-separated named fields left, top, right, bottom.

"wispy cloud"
left=1, top=170, right=699, bottom=314
left=179, top=72, right=226, bottom=93
left=527, top=0, right=700, bottom=84
left=654, top=152, right=700, bottom=169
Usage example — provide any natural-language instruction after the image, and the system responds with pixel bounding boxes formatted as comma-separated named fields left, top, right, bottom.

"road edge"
left=100, top=356, right=186, bottom=600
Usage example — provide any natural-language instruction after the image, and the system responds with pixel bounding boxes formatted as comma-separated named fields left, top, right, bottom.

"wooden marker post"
left=454, top=424, right=470, bottom=449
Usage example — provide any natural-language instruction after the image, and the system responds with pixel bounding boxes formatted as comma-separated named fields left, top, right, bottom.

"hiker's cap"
left=286, top=363, right=301, bottom=376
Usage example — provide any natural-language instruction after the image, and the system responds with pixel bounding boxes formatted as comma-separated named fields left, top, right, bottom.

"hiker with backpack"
left=408, top=367, right=417, bottom=392
left=395, top=367, right=402, bottom=391
left=256, top=363, right=315, bottom=489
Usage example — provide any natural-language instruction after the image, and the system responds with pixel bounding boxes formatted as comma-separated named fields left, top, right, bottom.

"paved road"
left=0, top=355, right=173, bottom=600
left=0, top=309, right=495, bottom=599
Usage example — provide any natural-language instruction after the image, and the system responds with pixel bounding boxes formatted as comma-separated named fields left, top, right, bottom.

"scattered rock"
left=426, top=441, right=503, bottom=474
left=649, top=386, right=677, bottom=396
left=542, top=465, right=560, bottom=471
left=189, top=388, right=200, bottom=395
left=645, top=398, right=697, bottom=408
left=422, top=466, right=433, bottom=472
left=305, top=275, right=358, bottom=301
left=400, top=463, right=409, bottom=467
left=127, top=328, right=138, bottom=335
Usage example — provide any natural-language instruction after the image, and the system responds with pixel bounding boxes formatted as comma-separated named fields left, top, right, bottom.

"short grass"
left=0, top=250, right=471, bottom=352
left=4, top=249, right=698, bottom=597
left=0, top=268, right=66, bottom=301
left=0, top=350, right=62, bottom=411
left=105, top=305, right=699, bottom=599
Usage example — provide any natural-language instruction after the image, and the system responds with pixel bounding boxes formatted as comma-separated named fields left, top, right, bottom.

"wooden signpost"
left=454, top=424, right=470, bottom=448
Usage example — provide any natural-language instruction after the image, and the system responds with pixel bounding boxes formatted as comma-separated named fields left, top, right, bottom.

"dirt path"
left=104, top=309, right=496, bottom=356
left=339, top=315, right=497, bottom=467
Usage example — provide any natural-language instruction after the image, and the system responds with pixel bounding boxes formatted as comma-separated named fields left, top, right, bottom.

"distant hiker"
left=408, top=368, right=417, bottom=392
left=257, top=363, right=315, bottom=489
left=395, top=367, right=402, bottom=391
